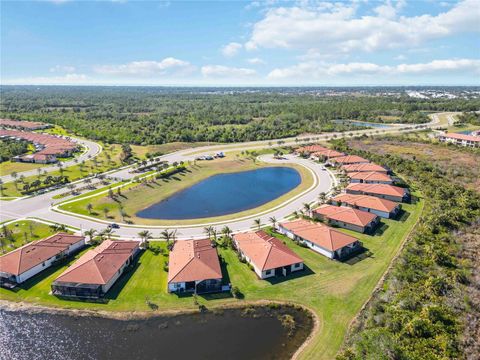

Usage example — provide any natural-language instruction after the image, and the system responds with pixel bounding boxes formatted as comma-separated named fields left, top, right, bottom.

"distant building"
left=295, top=145, right=328, bottom=155
left=345, top=183, right=409, bottom=202
left=331, top=193, right=400, bottom=219
left=233, top=231, right=304, bottom=279
left=313, top=204, right=379, bottom=233
left=438, top=133, right=480, bottom=148
left=0, top=119, right=51, bottom=131
left=51, top=240, right=140, bottom=299
left=347, top=171, right=394, bottom=184
left=0, top=233, right=85, bottom=288
left=167, top=239, right=223, bottom=294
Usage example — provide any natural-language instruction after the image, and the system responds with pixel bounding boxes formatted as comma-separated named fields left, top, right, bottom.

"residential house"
left=0, top=233, right=85, bottom=287
left=341, top=163, right=388, bottom=173
left=313, top=204, right=379, bottom=233
left=331, top=193, right=400, bottom=219
left=345, top=183, right=409, bottom=202
left=347, top=171, right=394, bottom=184
left=329, top=155, right=370, bottom=165
left=277, top=219, right=362, bottom=260
left=233, top=231, right=304, bottom=279
left=167, top=239, right=223, bottom=294
left=438, top=133, right=480, bottom=148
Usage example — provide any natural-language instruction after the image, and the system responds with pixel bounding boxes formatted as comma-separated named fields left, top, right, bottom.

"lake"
left=0, top=306, right=313, bottom=360
left=332, top=119, right=393, bottom=128
left=137, top=167, right=301, bottom=220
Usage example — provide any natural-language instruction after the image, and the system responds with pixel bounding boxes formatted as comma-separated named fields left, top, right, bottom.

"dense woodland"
left=0, top=139, right=29, bottom=162
left=334, top=138, right=480, bottom=360
left=1, top=86, right=479, bottom=145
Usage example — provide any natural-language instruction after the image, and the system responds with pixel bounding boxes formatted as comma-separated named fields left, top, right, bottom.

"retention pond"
left=137, top=166, right=301, bottom=220
left=0, top=305, right=313, bottom=360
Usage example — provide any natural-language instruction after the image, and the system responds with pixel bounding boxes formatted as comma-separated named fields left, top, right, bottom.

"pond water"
left=0, top=306, right=313, bottom=360
left=137, top=167, right=301, bottom=220
left=332, top=119, right=393, bottom=128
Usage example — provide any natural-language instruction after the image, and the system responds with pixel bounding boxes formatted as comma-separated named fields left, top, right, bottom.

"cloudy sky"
left=1, top=0, right=479, bottom=86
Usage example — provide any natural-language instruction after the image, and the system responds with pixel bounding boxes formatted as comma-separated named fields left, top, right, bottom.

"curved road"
left=0, top=137, right=102, bottom=183
left=0, top=112, right=456, bottom=240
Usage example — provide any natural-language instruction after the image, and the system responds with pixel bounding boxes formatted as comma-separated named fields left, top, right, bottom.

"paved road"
left=0, top=137, right=102, bottom=183
left=0, top=111, right=457, bottom=240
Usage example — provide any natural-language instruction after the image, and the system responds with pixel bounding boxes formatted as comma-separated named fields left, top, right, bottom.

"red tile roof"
left=54, top=240, right=139, bottom=285
left=313, top=204, right=378, bottom=227
left=348, top=171, right=393, bottom=182
left=332, top=193, right=399, bottom=213
left=296, top=145, right=328, bottom=153
left=330, top=155, right=370, bottom=164
left=168, top=239, right=222, bottom=284
left=0, top=119, right=49, bottom=130
left=0, top=233, right=84, bottom=276
left=341, top=163, right=388, bottom=173
left=441, top=133, right=480, bottom=142
left=346, top=183, right=408, bottom=198
left=279, top=219, right=359, bottom=251
left=233, top=231, right=303, bottom=271
left=312, top=149, right=345, bottom=158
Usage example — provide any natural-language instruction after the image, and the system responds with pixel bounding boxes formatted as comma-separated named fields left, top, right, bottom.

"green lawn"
left=0, top=220, right=59, bottom=254
left=0, top=144, right=124, bottom=197
left=58, top=156, right=314, bottom=226
left=131, top=142, right=218, bottom=159
left=0, top=193, right=423, bottom=360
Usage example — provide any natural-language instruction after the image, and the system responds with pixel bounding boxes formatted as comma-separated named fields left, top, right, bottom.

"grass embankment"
left=0, top=220, right=58, bottom=254
left=0, top=195, right=423, bottom=360
left=0, top=161, right=46, bottom=175
left=59, top=155, right=314, bottom=226
left=131, top=141, right=217, bottom=159
left=0, top=144, right=123, bottom=198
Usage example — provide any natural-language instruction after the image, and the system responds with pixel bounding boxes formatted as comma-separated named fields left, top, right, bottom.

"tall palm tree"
left=84, top=228, right=96, bottom=243
left=86, top=203, right=93, bottom=214
left=269, top=216, right=277, bottom=229
left=104, top=227, right=114, bottom=239
left=160, top=229, right=174, bottom=245
left=221, top=226, right=232, bottom=239
left=253, top=218, right=262, bottom=230
left=138, top=230, right=152, bottom=249
left=318, top=192, right=327, bottom=204
left=303, top=203, right=311, bottom=215
left=203, top=226, right=214, bottom=240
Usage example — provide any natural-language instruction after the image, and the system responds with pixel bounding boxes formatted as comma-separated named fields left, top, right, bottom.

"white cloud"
left=94, top=58, right=194, bottom=77
left=245, top=0, right=478, bottom=55
left=221, top=42, right=243, bottom=57
left=394, top=54, right=407, bottom=61
left=49, top=65, right=76, bottom=73
left=247, top=57, right=266, bottom=65
left=267, top=58, right=480, bottom=80
left=2, top=73, right=88, bottom=85
left=201, top=65, right=256, bottom=78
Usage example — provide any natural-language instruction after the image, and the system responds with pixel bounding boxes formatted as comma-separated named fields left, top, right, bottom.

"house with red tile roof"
left=295, top=144, right=328, bottom=155
left=167, top=239, right=223, bottom=294
left=341, top=163, right=388, bottom=173
left=0, top=233, right=85, bottom=287
left=0, top=119, right=51, bottom=130
left=233, top=231, right=304, bottom=279
left=277, top=219, right=362, bottom=260
left=331, top=193, right=400, bottom=219
left=313, top=204, right=379, bottom=233
left=347, top=171, right=394, bottom=184
left=438, top=133, right=480, bottom=148
left=345, top=183, right=409, bottom=202
left=51, top=240, right=140, bottom=299
left=329, top=155, right=370, bottom=165
left=311, top=149, right=345, bottom=161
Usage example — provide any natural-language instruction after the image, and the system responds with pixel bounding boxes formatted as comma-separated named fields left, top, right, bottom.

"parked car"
left=108, top=223, right=120, bottom=229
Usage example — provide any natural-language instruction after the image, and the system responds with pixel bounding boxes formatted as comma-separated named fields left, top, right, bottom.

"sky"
left=1, top=0, right=479, bottom=86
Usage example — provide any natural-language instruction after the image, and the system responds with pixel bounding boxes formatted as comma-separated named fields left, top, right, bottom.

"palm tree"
left=86, top=203, right=93, bottom=214
left=269, top=216, right=277, bottom=229
left=84, top=228, right=96, bottom=243
left=221, top=226, right=232, bottom=239
left=303, top=203, right=311, bottom=216
left=0, top=179, right=4, bottom=197
left=102, top=207, right=109, bottom=219
left=318, top=192, right=327, bottom=204
left=160, top=229, right=174, bottom=245
left=138, top=230, right=152, bottom=249
left=104, top=227, right=114, bottom=239
left=253, top=218, right=262, bottom=230
left=203, top=226, right=214, bottom=240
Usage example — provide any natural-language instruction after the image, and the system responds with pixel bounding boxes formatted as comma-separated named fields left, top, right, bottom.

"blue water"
left=456, top=130, right=473, bottom=135
left=137, top=167, right=301, bottom=220
left=333, top=120, right=393, bottom=128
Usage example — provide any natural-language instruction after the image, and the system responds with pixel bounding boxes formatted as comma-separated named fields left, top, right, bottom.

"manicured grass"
left=131, top=142, right=217, bottom=159
left=0, top=194, right=424, bottom=360
left=0, top=160, right=47, bottom=176
left=58, top=156, right=314, bottom=226
left=0, top=144, right=124, bottom=197
left=0, top=220, right=58, bottom=254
